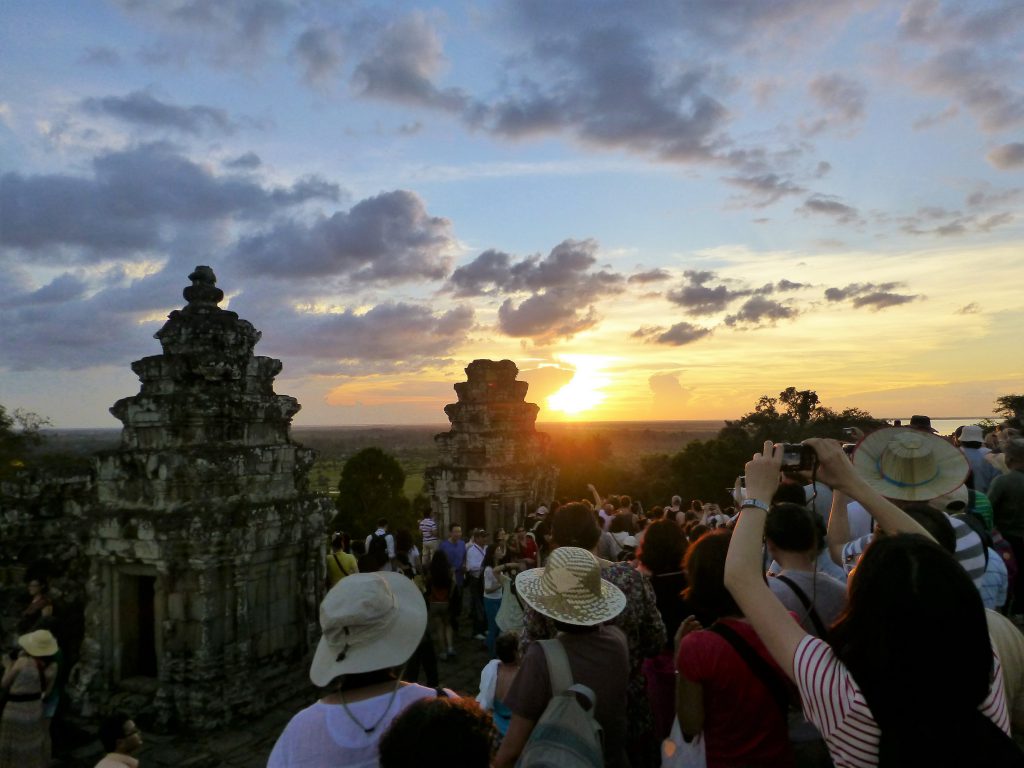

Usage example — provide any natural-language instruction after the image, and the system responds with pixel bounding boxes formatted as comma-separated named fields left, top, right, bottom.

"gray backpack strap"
left=538, top=638, right=574, bottom=695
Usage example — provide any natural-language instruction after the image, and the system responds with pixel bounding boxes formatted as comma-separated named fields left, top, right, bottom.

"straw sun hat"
left=18, top=629, right=58, bottom=657
left=852, top=427, right=969, bottom=502
left=309, top=572, right=427, bottom=687
left=515, top=546, right=626, bottom=626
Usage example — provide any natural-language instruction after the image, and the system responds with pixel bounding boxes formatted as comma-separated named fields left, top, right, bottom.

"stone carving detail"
left=424, top=359, right=557, bottom=533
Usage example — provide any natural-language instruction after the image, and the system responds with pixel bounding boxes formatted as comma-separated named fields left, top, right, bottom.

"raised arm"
left=723, top=442, right=807, bottom=682
left=586, top=483, right=603, bottom=508
left=826, top=490, right=851, bottom=566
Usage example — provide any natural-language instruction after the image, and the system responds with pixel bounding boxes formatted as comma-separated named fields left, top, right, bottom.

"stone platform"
left=55, top=624, right=492, bottom=767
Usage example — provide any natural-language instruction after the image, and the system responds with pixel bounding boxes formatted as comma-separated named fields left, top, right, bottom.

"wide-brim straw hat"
left=18, top=629, right=58, bottom=657
left=515, top=546, right=626, bottom=626
left=310, top=572, right=427, bottom=687
left=853, top=427, right=969, bottom=501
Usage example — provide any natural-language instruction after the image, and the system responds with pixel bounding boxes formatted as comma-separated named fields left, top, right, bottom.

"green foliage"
left=333, top=447, right=412, bottom=537
left=0, top=405, right=51, bottom=477
left=995, top=394, right=1024, bottom=420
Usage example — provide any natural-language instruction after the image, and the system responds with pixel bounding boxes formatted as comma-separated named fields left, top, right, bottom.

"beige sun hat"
left=853, top=427, right=969, bottom=502
left=18, top=629, right=58, bottom=657
left=309, top=572, right=427, bottom=687
left=515, top=546, right=626, bottom=626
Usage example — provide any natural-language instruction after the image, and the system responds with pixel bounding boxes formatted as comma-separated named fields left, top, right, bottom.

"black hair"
left=771, top=482, right=808, bottom=507
left=765, top=503, right=817, bottom=553
left=902, top=504, right=956, bottom=554
left=608, top=514, right=635, bottom=535
left=449, top=522, right=462, bottom=532
left=428, top=549, right=452, bottom=589
left=331, top=532, right=349, bottom=552
left=377, top=517, right=389, bottom=528
left=638, top=519, right=686, bottom=575
left=379, top=697, right=495, bottom=768
left=358, top=554, right=381, bottom=573
left=683, top=529, right=741, bottom=622
left=482, top=544, right=497, bottom=571
left=394, top=529, right=414, bottom=556
left=98, top=713, right=131, bottom=753
left=496, top=632, right=519, bottom=664
left=551, top=502, right=601, bottom=550
left=829, top=534, right=993, bottom=765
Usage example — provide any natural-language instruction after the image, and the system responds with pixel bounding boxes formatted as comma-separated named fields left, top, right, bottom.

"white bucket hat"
left=853, top=427, right=969, bottom=502
left=310, top=572, right=427, bottom=687
left=515, top=546, right=626, bottom=626
left=18, top=629, right=58, bottom=657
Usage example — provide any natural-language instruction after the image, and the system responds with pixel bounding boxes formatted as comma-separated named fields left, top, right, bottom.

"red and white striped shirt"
left=793, top=635, right=1009, bottom=768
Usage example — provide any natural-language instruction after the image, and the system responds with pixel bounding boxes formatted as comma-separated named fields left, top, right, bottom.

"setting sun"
left=546, top=357, right=613, bottom=416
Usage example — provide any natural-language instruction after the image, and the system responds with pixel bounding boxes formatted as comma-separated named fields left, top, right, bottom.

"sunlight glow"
left=546, top=356, right=613, bottom=416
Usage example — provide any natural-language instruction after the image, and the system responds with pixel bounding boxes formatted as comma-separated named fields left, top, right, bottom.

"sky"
left=1, top=1, right=1023, bottom=428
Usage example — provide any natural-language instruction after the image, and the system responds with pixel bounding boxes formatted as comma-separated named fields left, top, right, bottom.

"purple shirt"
left=438, top=538, right=467, bottom=585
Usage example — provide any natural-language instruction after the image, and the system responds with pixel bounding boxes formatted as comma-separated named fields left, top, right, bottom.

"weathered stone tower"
left=424, top=359, right=557, bottom=533
left=70, top=266, right=331, bottom=728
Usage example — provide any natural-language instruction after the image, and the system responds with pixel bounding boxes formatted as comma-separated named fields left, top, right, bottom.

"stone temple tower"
left=424, top=359, right=557, bottom=534
left=74, top=266, right=331, bottom=729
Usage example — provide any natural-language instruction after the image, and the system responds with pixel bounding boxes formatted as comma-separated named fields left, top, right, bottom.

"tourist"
left=482, top=544, right=517, bottom=657
left=0, top=629, right=59, bottom=768
left=393, top=529, right=421, bottom=578
left=675, top=530, right=795, bottom=768
left=522, top=502, right=665, bottom=768
left=268, top=572, right=449, bottom=766
left=93, top=713, right=143, bottom=768
left=418, top=508, right=439, bottom=567
left=465, top=529, right=489, bottom=641
left=379, top=696, right=495, bottom=768
left=326, top=532, right=358, bottom=589
left=724, top=439, right=1016, bottom=767
left=365, top=519, right=397, bottom=572
left=475, top=631, right=521, bottom=738
left=16, top=577, right=52, bottom=635
left=990, top=438, right=1024, bottom=614
left=957, top=424, right=1002, bottom=494
left=426, top=550, right=456, bottom=661
left=635, top=518, right=689, bottom=742
left=493, top=546, right=630, bottom=768
left=438, top=524, right=466, bottom=635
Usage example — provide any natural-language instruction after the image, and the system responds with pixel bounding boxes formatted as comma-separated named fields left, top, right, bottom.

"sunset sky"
left=2, top=1, right=1023, bottom=427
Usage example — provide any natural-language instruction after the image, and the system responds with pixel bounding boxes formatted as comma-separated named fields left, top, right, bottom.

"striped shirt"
left=794, top=635, right=1009, bottom=768
left=419, top=516, right=438, bottom=544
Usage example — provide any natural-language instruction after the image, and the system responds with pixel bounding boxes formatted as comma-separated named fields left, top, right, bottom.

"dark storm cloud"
left=628, top=268, right=672, bottom=284
left=723, top=295, right=798, bottom=326
left=223, top=152, right=262, bottom=170
left=291, top=25, right=345, bottom=86
left=447, top=239, right=624, bottom=297
left=6, top=273, right=89, bottom=307
left=825, top=282, right=920, bottom=310
left=797, top=194, right=862, bottom=224
left=497, top=291, right=599, bottom=341
left=232, top=190, right=454, bottom=283
left=988, top=143, right=1024, bottom=170
left=81, top=91, right=237, bottom=135
left=724, top=173, right=805, bottom=207
left=0, top=144, right=340, bottom=256
left=352, top=13, right=470, bottom=111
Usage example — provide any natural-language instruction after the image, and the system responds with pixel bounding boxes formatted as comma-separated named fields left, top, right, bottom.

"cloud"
left=797, top=194, right=862, bottom=224
left=666, top=270, right=747, bottom=314
left=497, top=291, right=599, bottom=341
left=81, top=90, right=237, bottom=135
left=912, top=105, right=959, bottom=130
left=805, top=73, right=867, bottom=135
left=956, top=302, right=980, bottom=315
left=825, top=282, right=920, bottom=310
left=988, top=143, right=1024, bottom=170
left=724, top=173, right=805, bottom=207
left=0, top=143, right=340, bottom=256
left=651, top=322, right=713, bottom=346
left=232, top=190, right=454, bottom=283
left=223, top=151, right=262, bottom=170
left=80, top=46, right=122, bottom=67
left=291, top=25, right=345, bottom=87
left=723, top=295, right=799, bottom=326
left=628, top=268, right=672, bottom=284
left=352, top=13, right=469, bottom=112
left=899, top=206, right=1016, bottom=236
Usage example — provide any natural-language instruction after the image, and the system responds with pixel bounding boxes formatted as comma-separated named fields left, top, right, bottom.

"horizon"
left=2, top=3, right=1022, bottom=428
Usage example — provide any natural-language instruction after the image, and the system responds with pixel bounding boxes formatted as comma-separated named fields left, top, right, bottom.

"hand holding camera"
left=802, top=438, right=863, bottom=494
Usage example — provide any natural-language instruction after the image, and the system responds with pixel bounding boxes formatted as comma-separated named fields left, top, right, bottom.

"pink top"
left=793, top=635, right=1009, bottom=768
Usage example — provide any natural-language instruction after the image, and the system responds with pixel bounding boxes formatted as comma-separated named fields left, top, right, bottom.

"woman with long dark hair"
left=725, top=439, right=1019, bottom=767
left=426, top=550, right=455, bottom=660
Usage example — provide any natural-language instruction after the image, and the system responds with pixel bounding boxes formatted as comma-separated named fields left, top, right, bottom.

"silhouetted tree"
left=333, top=447, right=410, bottom=537
left=0, top=405, right=50, bottom=477
left=995, top=394, right=1024, bottom=420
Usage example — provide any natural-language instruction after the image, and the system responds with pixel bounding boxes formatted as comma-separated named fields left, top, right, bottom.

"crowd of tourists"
left=264, top=413, right=1024, bottom=767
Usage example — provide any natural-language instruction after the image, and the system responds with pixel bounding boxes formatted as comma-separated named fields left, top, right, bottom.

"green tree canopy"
left=995, top=394, right=1024, bottom=420
left=333, top=447, right=410, bottom=538
left=0, top=405, right=50, bottom=477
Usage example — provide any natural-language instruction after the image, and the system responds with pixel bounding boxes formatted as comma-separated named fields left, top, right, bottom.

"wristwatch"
left=739, top=499, right=769, bottom=512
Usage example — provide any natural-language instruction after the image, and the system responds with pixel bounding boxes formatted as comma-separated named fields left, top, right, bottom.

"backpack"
left=515, top=639, right=604, bottom=768
left=368, top=532, right=389, bottom=566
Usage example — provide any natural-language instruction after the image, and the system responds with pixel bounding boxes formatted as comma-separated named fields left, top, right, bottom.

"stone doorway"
left=117, top=572, right=158, bottom=679
left=464, top=500, right=486, bottom=532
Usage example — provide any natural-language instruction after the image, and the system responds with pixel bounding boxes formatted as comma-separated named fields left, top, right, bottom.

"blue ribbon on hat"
left=877, top=458, right=940, bottom=488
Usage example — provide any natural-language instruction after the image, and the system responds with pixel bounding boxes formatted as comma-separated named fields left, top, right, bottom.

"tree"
left=333, top=448, right=410, bottom=538
left=0, top=405, right=50, bottom=477
left=995, top=394, right=1024, bottom=421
